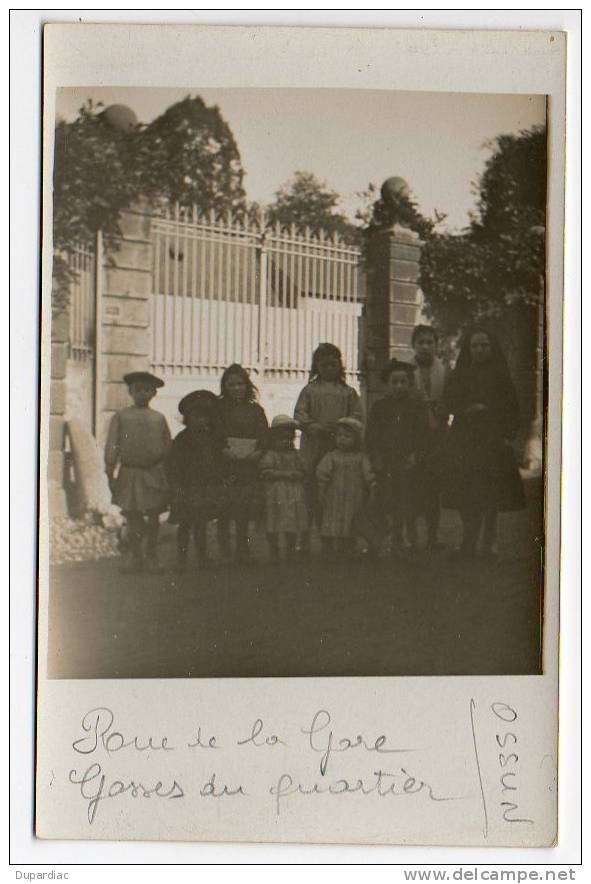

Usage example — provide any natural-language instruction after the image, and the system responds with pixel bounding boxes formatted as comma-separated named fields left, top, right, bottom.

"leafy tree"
left=475, top=127, right=547, bottom=237
left=51, top=96, right=247, bottom=311
left=134, top=96, right=246, bottom=213
left=363, top=125, right=547, bottom=334
left=267, top=171, right=362, bottom=244
left=52, top=101, right=139, bottom=310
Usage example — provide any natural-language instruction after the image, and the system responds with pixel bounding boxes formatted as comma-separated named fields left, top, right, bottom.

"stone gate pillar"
left=363, top=221, right=424, bottom=411
left=48, top=309, right=69, bottom=517
left=97, top=204, right=154, bottom=447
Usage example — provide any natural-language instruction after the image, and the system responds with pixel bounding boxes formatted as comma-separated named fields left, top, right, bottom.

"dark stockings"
left=176, top=519, right=208, bottom=570
left=424, top=493, right=441, bottom=548
left=481, top=507, right=498, bottom=553
left=126, top=513, right=146, bottom=565
left=267, top=532, right=296, bottom=561
left=459, top=506, right=498, bottom=554
left=144, top=514, right=160, bottom=561
left=217, top=517, right=251, bottom=561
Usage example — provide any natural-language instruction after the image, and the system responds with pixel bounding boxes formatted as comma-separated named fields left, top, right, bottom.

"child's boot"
left=217, top=519, right=232, bottom=561
left=284, top=533, right=297, bottom=562
left=195, top=522, right=213, bottom=569
left=267, top=535, right=280, bottom=563
left=174, top=551, right=188, bottom=575
left=235, top=521, right=253, bottom=565
left=405, top=518, right=420, bottom=555
left=390, top=525, right=405, bottom=560
left=320, top=537, right=334, bottom=560
left=236, top=538, right=253, bottom=565
left=120, top=516, right=144, bottom=573
left=297, top=531, right=311, bottom=558
left=174, top=523, right=190, bottom=574
left=119, top=549, right=138, bottom=574
left=144, top=514, right=164, bottom=574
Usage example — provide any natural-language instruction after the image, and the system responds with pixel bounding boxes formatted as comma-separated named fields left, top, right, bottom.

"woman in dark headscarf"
left=442, top=327, right=526, bottom=558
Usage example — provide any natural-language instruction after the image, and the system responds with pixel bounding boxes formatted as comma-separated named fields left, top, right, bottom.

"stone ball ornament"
left=380, top=176, right=411, bottom=204
left=101, top=104, right=139, bottom=134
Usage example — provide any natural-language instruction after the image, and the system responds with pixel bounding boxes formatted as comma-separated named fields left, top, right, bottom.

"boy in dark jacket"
left=166, top=390, right=225, bottom=573
left=366, top=359, right=430, bottom=557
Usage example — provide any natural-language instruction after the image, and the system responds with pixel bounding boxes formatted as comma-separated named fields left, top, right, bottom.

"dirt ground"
left=46, top=478, right=543, bottom=679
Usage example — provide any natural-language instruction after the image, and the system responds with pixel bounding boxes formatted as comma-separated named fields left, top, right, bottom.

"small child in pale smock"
left=105, top=371, right=171, bottom=573
left=316, top=417, right=376, bottom=557
left=259, top=415, right=309, bottom=562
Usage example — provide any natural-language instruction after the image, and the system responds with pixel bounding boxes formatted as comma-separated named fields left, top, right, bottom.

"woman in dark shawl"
left=442, top=327, right=526, bottom=558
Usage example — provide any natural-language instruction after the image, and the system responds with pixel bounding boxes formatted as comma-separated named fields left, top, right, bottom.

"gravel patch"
left=49, top=515, right=120, bottom=565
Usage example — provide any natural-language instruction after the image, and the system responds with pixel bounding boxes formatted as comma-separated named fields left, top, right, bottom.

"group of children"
left=105, top=326, right=525, bottom=573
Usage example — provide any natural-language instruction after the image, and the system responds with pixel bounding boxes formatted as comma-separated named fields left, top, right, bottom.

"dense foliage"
left=52, top=97, right=246, bottom=311
left=266, top=171, right=362, bottom=244
left=133, top=96, right=246, bottom=213
left=52, top=102, right=139, bottom=310
left=53, top=98, right=546, bottom=337
left=363, top=125, right=547, bottom=333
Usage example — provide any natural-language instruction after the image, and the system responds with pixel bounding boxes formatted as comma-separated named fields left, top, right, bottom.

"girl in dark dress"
left=166, top=390, right=225, bottom=573
left=442, top=327, right=526, bottom=558
left=217, top=364, right=269, bottom=563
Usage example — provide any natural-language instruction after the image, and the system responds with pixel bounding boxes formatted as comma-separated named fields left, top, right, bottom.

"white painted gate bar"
left=149, top=203, right=363, bottom=384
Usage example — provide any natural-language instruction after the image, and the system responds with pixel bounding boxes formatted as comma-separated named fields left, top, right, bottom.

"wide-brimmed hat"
left=270, top=414, right=299, bottom=432
left=380, top=359, right=416, bottom=384
left=178, top=389, right=219, bottom=416
left=123, top=371, right=164, bottom=389
left=336, top=417, right=364, bottom=441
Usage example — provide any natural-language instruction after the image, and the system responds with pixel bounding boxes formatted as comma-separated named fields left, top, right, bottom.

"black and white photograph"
left=25, top=19, right=575, bottom=853
left=46, top=83, right=548, bottom=680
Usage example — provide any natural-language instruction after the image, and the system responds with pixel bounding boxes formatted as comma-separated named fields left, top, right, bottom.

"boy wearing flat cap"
left=105, top=372, right=171, bottom=573
left=365, top=359, right=430, bottom=558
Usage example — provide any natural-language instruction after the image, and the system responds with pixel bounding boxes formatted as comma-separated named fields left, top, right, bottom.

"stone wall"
left=48, top=310, right=69, bottom=517
left=48, top=207, right=154, bottom=516
left=362, top=224, right=424, bottom=412
left=98, top=207, right=153, bottom=447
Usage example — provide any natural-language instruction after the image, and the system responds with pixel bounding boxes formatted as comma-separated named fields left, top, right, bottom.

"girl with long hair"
left=294, top=342, right=363, bottom=470
left=217, top=364, right=269, bottom=563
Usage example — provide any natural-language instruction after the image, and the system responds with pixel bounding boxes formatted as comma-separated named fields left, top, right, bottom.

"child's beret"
left=380, top=359, right=416, bottom=384
left=337, top=417, right=364, bottom=441
left=270, top=414, right=299, bottom=432
left=178, top=390, right=219, bottom=416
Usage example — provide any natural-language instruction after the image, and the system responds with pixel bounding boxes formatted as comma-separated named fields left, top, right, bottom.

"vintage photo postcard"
left=36, top=23, right=566, bottom=847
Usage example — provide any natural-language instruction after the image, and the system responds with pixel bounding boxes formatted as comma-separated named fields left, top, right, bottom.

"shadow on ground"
left=47, top=479, right=544, bottom=678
